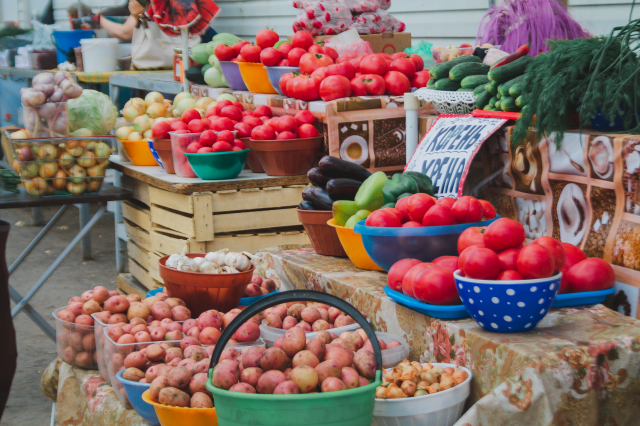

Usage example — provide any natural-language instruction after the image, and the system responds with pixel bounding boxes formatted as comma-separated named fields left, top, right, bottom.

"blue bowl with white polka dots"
left=453, top=271, right=562, bottom=333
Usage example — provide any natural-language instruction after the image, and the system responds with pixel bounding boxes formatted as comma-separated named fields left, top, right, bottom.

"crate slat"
left=122, top=201, right=151, bottom=230
left=127, top=240, right=149, bottom=270
left=124, top=219, right=150, bottom=251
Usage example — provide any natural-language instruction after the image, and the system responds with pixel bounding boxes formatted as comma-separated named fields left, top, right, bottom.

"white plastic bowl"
left=371, top=332, right=410, bottom=369
left=259, top=321, right=361, bottom=347
left=373, top=363, right=472, bottom=426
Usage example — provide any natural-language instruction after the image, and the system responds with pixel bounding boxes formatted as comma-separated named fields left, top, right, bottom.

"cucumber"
left=427, top=78, right=437, bottom=89
left=483, top=105, right=495, bottom=111
left=461, top=74, right=490, bottom=89
left=473, top=84, right=487, bottom=95
left=515, top=95, right=528, bottom=108
left=485, top=83, right=496, bottom=95
left=500, top=96, right=517, bottom=112
left=509, top=78, right=526, bottom=97
left=449, top=63, right=490, bottom=81
left=457, top=88, right=474, bottom=92
left=496, top=92, right=501, bottom=100
left=429, top=55, right=481, bottom=80
left=498, top=75, right=525, bottom=97
left=488, top=55, right=533, bottom=83
left=474, top=89, right=492, bottom=109
left=494, top=100, right=501, bottom=110
left=488, top=96, right=497, bottom=108
left=434, top=78, right=461, bottom=91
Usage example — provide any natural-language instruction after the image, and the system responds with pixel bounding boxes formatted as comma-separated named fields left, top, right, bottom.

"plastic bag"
left=405, top=40, right=433, bottom=69
left=325, top=39, right=373, bottom=56
left=31, top=21, right=58, bottom=50
left=292, top=0, right=354, bottom=36
left=348, top=10, right=404, bottom=34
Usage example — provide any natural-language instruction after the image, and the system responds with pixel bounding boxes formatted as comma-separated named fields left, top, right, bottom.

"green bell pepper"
left=397, top=192, right=414, bottom=200
left=404, top=171, right=435, bottom=195
left=332, top=200, right=360, bottom=227
left=382, top=173, right=418, bottom=204
left=345, top=209, right=371, bottom=228
left=354, top=171, right=388, bottom=212
left=380, top=202, right=396, bottom=209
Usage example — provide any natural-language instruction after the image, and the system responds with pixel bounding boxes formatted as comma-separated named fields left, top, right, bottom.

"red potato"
left=234, top=322, right=260, bottom=342
left=257, top=370, right=287, bottom=394
left=193, top=358, right=211, bottom=375
left=296, top=321, right=311, bottom=332
left=273, top=335, right=284, bottom=349
left=131, top=324, right=149, bottom=334
left=200, top=327, right=222, bottom=345
left=104, top=295, right=130, bottom=313
left=282, top=316, right=297, bottom=330
left=76, top=352, right=94, bottom=368
left=129, top=317, right=146, bottom=326
left=273, top=380, right=299, bottom=394
left=182, top=318, right=198, bottom=334
left=220, top=347, right=240, bottom=362
left=92, top=286, right=110, bottom=304
left=67, top=301, right=84, bottom=317
left=150, top=326, right=166, bottom=341
left=165, top=321, right=182, bottom=333
left=178, top=358, right=197, bottom=374
left=250, top=275, right=263, bottom=285
left=386, top=340, right=401, bottom=349
left=189, top=372, right=211, bottom=395
left=68, top=332, right=83, bottom=351
left=143, top=296, right=161, bottom=308
left=361, top=337, right=386, bottom=352
left=127, top=302, right=151, bottom=320
left=146, top=344, right=166, bottom=362
left=126, top=294, right=141, bottom=303
left=191, top=392, right=214, bottom=407
left=240, top=367, right=264, bottom=387
left=151, top=301, right=172, bottom=320
left=292, top=350, right=320, bottom=368
left=212, top=360, right=241, bottom=390
left=149, top=376, right=169, bottom=402
left=262, top=279, right=276, bottom=293
left=328, top=307, right=342, bottom=323
left=108, top=313, right=127, bottom=324
left=61, top=347, right=75, bottom=364
left=325, top=346, right=353, bottom=368
left=134, top=330, right=152, bottom=343
left=305, top=338, right=326, bottom=360
left=242, top=346, right=266, bottom=369
left=165, top=297, right=186, bottom=308
left=163, top=330, right=180, bottom=341
left=159, top=387, right=190, bottom=407
left=334, top=315, right=356, bottom=328
left=271, top=304, right=287, bottom=320
left=68, top=296, right=82, bottom=305
left=229, top=383, right=256, bottom=393
left=266, top=312, right=283, bottom=328
left=144, top=363, right=165, bottom=382
left=82, top=333, right=95, bottom=351
left=301, top=307, right=321, bottom=324
left=186, top=328, right=200, bottom=340
left=341, top=367, right=359, bottom=389
left=322, top=377, right=347, bottom=392
left=123, top=367, right=145, bottom=382
left=222, top=309, right=241, bottom=330
left=317, top=308, right=329, bottom=322
left=353, top=350, right=376, bottom=379
left=165, top=347, right=183, bottom=363
left=259, top=347, right=290, bottom=372
left=314, top=331, right=332, bottom=345
left=81, top=290, right=94, bottom=303
left=57, top=309, right=76, bottom=322
left=311, top=320, right=330, bottom=331
left=290, top=365, right=318, bottom=394
left=124, top=351, right=147, bottom=369
left=107, top=325, right=125, bottom=342
left=282, top=326, right=306, bottom=357
left=82, top=300, right=102, bottom=315
left=245, top=284, right=262, bottom=297
left=286, top=303, right=306, bottom=320
left=168, top=366, right=192, bottom=389
left=171, top=305, right=191, bottom=321
left=117, top=334, right=136, bottom=354
left=341, top=332, right=363, bottom=350
left=184, top=345, right=207, bottom=361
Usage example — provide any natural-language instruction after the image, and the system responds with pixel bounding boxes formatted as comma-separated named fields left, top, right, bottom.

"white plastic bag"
left=292, top=0, right=354, bottom=36
left=31, top=21, right=59, bottom=50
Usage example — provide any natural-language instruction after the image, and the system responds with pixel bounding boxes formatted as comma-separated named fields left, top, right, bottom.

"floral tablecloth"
left=258, top=246, right=640, bottom=426
left=41, top=358, right=146, bottom=426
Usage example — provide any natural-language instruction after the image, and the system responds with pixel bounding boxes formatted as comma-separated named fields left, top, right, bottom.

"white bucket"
left=80, top=38, right=119, bottom=72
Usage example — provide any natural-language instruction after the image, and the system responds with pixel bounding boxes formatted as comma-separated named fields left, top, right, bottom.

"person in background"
left=98, top=0, right=146, bottom=42
left=0, top=220, right=17, bottom=422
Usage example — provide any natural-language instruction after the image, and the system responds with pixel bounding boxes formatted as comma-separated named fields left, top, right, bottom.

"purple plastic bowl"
left=219, top=61, right=249, bottom=91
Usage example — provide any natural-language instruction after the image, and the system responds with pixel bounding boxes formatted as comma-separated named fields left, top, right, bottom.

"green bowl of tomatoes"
left=184, top=150, right=249, bottom=180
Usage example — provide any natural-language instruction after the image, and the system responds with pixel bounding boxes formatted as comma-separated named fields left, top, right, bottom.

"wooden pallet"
left=117, top=273, right=152, bottom=297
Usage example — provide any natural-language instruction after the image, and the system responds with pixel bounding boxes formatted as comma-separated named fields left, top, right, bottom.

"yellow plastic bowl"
left=237, top=63, right=278, bottom=94
left=142, top=390, right=218, bottom=426
left=327, top=219, right=383, bottom=271
left=121, top=140, right=159, bottom=166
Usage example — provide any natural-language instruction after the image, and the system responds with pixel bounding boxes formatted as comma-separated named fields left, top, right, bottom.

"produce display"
left=262, top=301, right=357, bottom=331
left=164, top=249, right=254, bottom=274
left=250, top=109, right=320, bottom=141
left=376, top=359, right=468, bottom=398
left=474, top=47, right=532, bottom=112
left=187, top=32, right=245, bottom=87
left=245, top=275, right=277, bottom=297
left=431, top=43, right=492, bottom=64
left=115, top=92, right=179, bottom=141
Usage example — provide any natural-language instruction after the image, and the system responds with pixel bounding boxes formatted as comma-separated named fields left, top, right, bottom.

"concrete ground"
left=1, top=205, right=117, bottom=426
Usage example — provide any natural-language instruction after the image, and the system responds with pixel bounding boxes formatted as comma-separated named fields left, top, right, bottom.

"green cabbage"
left=67, top=90, right=117, bottom=136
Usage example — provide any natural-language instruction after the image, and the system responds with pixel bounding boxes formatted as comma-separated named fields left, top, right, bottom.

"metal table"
left=3, top=183, right=132, bottom=340
left=109, top=72, right=181, bottom=109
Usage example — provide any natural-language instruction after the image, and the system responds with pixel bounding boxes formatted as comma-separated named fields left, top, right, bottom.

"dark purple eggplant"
left=318, top=156, right=371, bottom=182
left=325, top=178, right=361, bottom=201
left=307, top=167, right=331, bottom=188
left=298, top=201, right=316, bottom=210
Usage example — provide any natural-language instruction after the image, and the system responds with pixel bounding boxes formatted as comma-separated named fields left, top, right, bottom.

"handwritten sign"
left=405, top=115, right=507, bottom=197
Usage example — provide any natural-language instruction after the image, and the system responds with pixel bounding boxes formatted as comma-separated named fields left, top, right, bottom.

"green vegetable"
left=457, top=88, right=474, bottom=92
left=508, top=79, right=526, bottom=97
left=185, top=65, right=205, bottom=84
left=488, top=96, right=497, bottom=108
left=204, top=67, right=229, bottom=88
left=473, top=84, right=486, bottom=95
left=515, top=95, right=526, bottom=108
left=397, top=192, right=414, bottom=200
left=345, top=210, right=371, bottom=228
left=382, top=173, right=418, bottom=204
left=488, top=55, right=533, bottom=83
left=429, top=55, right=481, bottom=80
left=201, top=63, right=212, bottom=75
left=500, top=96, right=517, bottom=111
left=67, top=90, right=117, bottom=136
left=434, top=78, right=461, bottom=91
left=0, top=169, right=20, bottom=193
left=485, top=82, right=496, bottom=95
left=354, top=171, right=388, bottom=212
left=483, top=105, right=495, bottom=111
left=449, top=63, right=490, bottom=81
left=274, top=41, right=291, bottom=49
left=380, top=203, right=396, bottom=209
left=191, top=44, right=210, bottom=65
left=499, top=75, right=525, bottom=97
left=332, top=200, right=360, bottom=226
left=403, top=171, right=435, bottom=195
left=212, top=33, right=241, bottom=46
left=474, top=89, right=492, bottom=109
left=427, top=78, right=437, bottom=89
left=496, top=92, right=501, bottom=100
left=461, top=74, right=490, bottom=89
left=494, top=100, right=501, bottom=110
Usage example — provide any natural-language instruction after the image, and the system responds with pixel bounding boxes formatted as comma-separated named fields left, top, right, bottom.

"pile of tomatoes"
left=250, top=110, right=320, bottom=141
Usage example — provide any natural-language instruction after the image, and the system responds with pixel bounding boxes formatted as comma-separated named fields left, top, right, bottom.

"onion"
left=54, top=71, right=73, bottom=86
left=65, top=140, right=84, bottom=157
left=144, top=92, right=164, bottom=106
left=122, top=106, right=141, bottom=122
left=66, top=181, right=87, bottom=194
left=33, top=73, right=55, bottom=85
left=77, top=151, right=96, bottom=168
left=21, top=89, right=45, bottom=107
left=24, top=179, right=48, bottom=196
left=53, top=169, right=68, bottom=190
left=38, top=144, right=57, bottom=161
left=86, top=164, right=106, bottom=177
left=58, top=152, right=74, bottom=168
left=68, top=164, right=86, bottom=183
left=16, top=146, right=33, bottom=162
left=20, top=162, right=38, bottom=179
left=32, top=84, right=55, bottom=98
left=38, top=161, right=58, bottom=179
left=87, top=178, right=103, bottom=193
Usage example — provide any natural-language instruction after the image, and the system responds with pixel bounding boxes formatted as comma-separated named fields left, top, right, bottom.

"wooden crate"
left=117, top=273, right=150, bottom=297
left=122, top=200, right=151, bottom=230
left=124, top=219, right=150, bottom=251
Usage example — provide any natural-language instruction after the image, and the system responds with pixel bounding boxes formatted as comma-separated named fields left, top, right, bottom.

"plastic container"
left=353, top=216, right=499, bottom=271
left=237, top=62, right=278, bottom=94
left=239, top=289, right=278, bottom=306
left=454, top=271, right=562, bottom=333
left=121, top=140, right=159, bottom=166
left=152, top=138, right=175, bottom=173
left=219, top=61, right=249, bottom=91
left=251, top=136, right=322, bottom=176
left=29, top=50, right=57, bottom=70
left=116, top=370, right=160, bottom=426
left=264, top=66, right=300, bottom=95
left=52, top=30, right=94, bottom=64
left=23, top=102, right=69, bottom=138
left=185, top=150, right=249, bottom=180
left=327, top=219, right=382, bottom=271
left=52, top=307, right=98, bottom=370
left=80, top=38, right=119, bottom=72
left=207, top=290, right=383, bottom=426
left=147, top=139, right=163, bottom=168
left=373, top=363, right=472, bottom=426
left=297, top=209, right=346, bottom=257
left=372, top=332, right=410, bottom=369
left=551, top=287, right=615, bottom=309
left=158, top=253, right=254, bottom=316
left=169, top=131, right=200, bottom=178
left=384, top=286, right=469, bottom=320
left=259, top=319, right=362, bottom=348
left=431, top=46, right=475, bottom=64
left=143, top=390, right=218, bottom=426
left=74, top=47, right=83, bottom=71
left=90, top=313, right=112, bottom=383
left=242, top=138, right=265, bottom=173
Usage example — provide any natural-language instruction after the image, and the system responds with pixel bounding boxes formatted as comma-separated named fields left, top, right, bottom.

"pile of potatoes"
left=211, top=325, right=379, bottom=395
left=244, top=275, right=276, bottom=297
left=376, top=360, right=468, bottom=399
left=263, top=301, right=356, bottom=332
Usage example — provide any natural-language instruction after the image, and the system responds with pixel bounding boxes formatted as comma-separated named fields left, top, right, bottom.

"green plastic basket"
left=207, top=290, right=383, bottom=426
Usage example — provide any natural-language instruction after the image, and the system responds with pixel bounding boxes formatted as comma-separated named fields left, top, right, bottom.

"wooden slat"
left=120, top=174, right=150, bottom=207
left=212, top=207, right=300, bottom=233
left=193, top=192, right=214, bottom=242
left=1, top=126, right=17, bottom=165
left=124, top=219, right=150, bottom=251
left=211, top=186, right=304, bottom=212
left=129, top=258, right=157, bottom=291
left=150, top=229, right=205, bottom=255
left=127, top=240, right=149, bottom=270
left=122, top=201, right=152, bottom=230
left=148, top=252, right=163, bottom=283
left=204, top=230, right=309, bottom=253
left=117, top=273, right=148, bottom=297
left=149, top=186, right=194, bottom=214
left=150, top=204, right=196, bottom=236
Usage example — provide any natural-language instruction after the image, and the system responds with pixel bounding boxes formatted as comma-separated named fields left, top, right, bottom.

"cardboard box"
left=287, top=32, right=412, bottom=55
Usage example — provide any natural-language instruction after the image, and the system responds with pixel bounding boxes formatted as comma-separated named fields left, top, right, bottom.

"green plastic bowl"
left=184, top=150, right=249, bottom=180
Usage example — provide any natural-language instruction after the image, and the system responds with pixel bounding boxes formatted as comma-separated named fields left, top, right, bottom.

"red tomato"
left=233, top=139, right=246, bottom=150
left=266, top=117, right=279, bottom=128
left=214, top=44, right=236, bottom=61
left=151, top=121, right=171, bottom=139
left=350, top=55, right=365, bottom=73
left=325, top=62, right=356, bottom=80
left=294, top=110, right=315, bottom=126
left=402, top=263, right=429, bottom=297
left=365, top=209, right=402, bottom=227
left=205, top=108, right=218, bottom=119
left=379, top=53, right=392, bottom=60
left=242, top=116, right=263, bottom=129
left=323, top=46, right=339, bottom=61
left=458, top=244, right=483, bottom=271
left=256, top=29, right=279, bottom=49
left=516, top=244, right=554, bottom=279
left=402, top=221, right=423, bottom=227
left=170, top=121, right=188, bottom=131
left=291, top=30, right=314, bottom=50
left=298, top=124, right=319, bottom=138
left=299, top=53, right=334, bottom=74
left=451, top=196, right=483, bottom=224
left=220, top=106, right=243, bottom=122
left=533, top=236, right=566, bottom=272
left=311, top=67, right=327, bottom=80
left=199, top=130, right=217, bottom=147
left=558, top=267, right=571, bottom=294
left=232, top=40, right=250, bottom=56
left=406, top=193, right=435, bottom=223
left=212, top=141, right=233, bottom=152
left=483, top=218, right=525, bottom=252
left=497, top=270, right=523, bottom=280
left=463, top=248, right=501, bottom=280
left=277, top=42, right=293, bottom=57
left=214, top=100, right=233, bottom=116
left=308, top=44, right=323, bottom=54
left=253, top=105, right=273, bottom=118
left=409, top=54, right=424, bottom=71
left=497, top=248, right=519, bottom=271
left=350, top=74, right=386, bottom=96
left=395, top=196, right=410, bottom=222
left=260, top=116, right=270, bottom=123
left=389, top=58, right=416, bottom=79
left=291, top=74, right=321, bottom=101
left=186, top=142, right=202, bottom=153
left=211, top=117, right=234, bottom=131
left=422, top=204, right=456, bottom=227
left=413, top=265, right=458, bottom=305
left=201, top=118, right=211, bottom=127
left=561, top=243, right=587, bottom=270
left=172, top=129, right=189, bottom=134
left=276, top=131, right=296, bottom=140
left=457, top=227, right=486, bottom=254
left=384, top=208, right=403, bottom=224
left=337, top=54, right=356, bottom=64
left=197, top=147, right=213, bottom=153
left=251, top=125, right=276, bottom=140
left=411, top=70, right=430, bottom=88
left=233, top=122, right=251, bottom=138
left=182, top=109, right=201, bottom=124
left=436, top=197, right=456, bottom=208
left=277, top=59, right=291, bottom=66
left=384, top=71, right=411, bottom=96
left=274, top=115, right=298, bottom=133
left=388, top=259, right=422, bottom=292
left=260, top=47, right=282, bottom=66
left=287, top=47, right=307, bottom=66
left=216, top=130, right=234, bottom=143
left=360, top=54, right=388, bottom=76
left=478, top=200, right=497, bottom=220
left=432, top=256, right=459, bottom=273
left=279, top=72, right=297, bottom=97
left=566, top=258, right=614, bottom=293
left=319, top=75, right=352, bottom=101
left=240, top=44, right=262, bottom=63
left=391, top=52, right=409, bottom=60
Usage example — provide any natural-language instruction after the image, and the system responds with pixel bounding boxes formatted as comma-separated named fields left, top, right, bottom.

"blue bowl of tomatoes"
left=454, top=270, right=562, bottom=333
left=265, top=66, right=300, bottom=96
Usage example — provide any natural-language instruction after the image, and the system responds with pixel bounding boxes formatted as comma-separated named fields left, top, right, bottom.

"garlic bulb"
left=223, top=252, right=253, bottom=272
left=191, top=257, right=205, bottom=268
left=220, top=265, right=239, bottom=274
left=205, top=249, right=229, bottom=266
left=179, top=259, right=198, bottom=272
left=198, top=261, right=219, bottom=273
left=166, top=254, right=181, bottom=269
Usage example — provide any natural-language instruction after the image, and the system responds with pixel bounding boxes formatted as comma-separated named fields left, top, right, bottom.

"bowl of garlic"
left=158, top=249, right=255, bottom=316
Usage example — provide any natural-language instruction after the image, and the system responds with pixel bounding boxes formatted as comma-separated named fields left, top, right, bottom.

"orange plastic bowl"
left=158, top=253, right=254, bottom=316
left=121, top=140, right=159, bottom=166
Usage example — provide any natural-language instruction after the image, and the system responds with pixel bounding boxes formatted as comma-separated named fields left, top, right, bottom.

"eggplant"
left=318, top=156, right=372, bottom=182
left=307, top=167, right=331, bottom=188
left=298, top=201, right=316, bottom=210
left=302, top=186, right=335, bottom=210
left=325, top=178, right=361, bottom=201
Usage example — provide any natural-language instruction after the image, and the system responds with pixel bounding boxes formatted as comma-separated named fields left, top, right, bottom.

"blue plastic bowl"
left=264, top=66, right=300, bottom=96
left=239, top=289, right=278, bottom=306
left=454, top=271, right=562, bottom=333
left=146, top=287, right=163, bottom=298
left=353, top=216, right=498, bottom=271
left=384, top=286, right=469, bottom=319
left=551, top=287, right=615, bottom=308
left=116, top=370, right=159, bottom=426
left=147, top=139, right=163, bottom=169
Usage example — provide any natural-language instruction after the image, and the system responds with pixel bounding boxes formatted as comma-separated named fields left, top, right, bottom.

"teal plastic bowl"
left=184, top=150, right=249, bottom=180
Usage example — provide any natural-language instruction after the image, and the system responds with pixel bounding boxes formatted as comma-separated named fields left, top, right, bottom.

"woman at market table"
left=98, top=0, right=145, bottom=42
